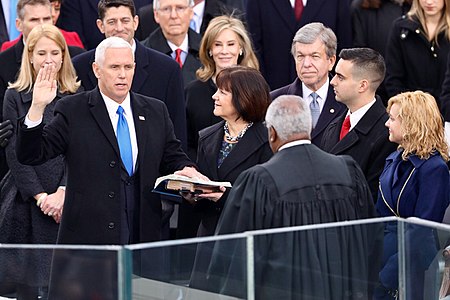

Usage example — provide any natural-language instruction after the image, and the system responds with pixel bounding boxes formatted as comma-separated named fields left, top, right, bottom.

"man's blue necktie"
left=9, top=0, right=20, bottom=40
left=310, top=92, right=320, bottom=128
left=116, top=106, right=133, bottom=176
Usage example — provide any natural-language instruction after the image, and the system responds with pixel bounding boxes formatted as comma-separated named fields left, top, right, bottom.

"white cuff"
left=24, top=114, right=42, bottom=128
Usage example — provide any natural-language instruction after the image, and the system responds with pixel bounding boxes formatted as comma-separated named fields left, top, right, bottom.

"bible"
left=153, top=174, right=231, bottom=197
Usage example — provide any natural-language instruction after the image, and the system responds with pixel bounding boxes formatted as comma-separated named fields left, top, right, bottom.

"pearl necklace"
left=224, top=121, right=253, bottom=143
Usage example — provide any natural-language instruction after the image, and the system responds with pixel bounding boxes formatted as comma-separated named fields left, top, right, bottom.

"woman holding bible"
left=193, top=65, right=272, bottom=237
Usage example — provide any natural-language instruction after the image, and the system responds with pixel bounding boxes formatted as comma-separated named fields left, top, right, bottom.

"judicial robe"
left=190, top=143, right=381, bottom=299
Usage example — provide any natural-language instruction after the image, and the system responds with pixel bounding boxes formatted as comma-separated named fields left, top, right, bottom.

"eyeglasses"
left=158, top=6, right=190, bottom=15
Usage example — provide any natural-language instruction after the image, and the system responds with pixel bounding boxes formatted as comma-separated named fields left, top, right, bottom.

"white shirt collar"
left=192, top=1, right=205, bottom=33
left=290, top=0, right=308, bottom=8
left=302, top=78, right=329, bottom=112
left=278, top=139, right=311, bottom=151
left=167, top=35, right=189, bottom=53
left=347, top=98, right=376, bottom=130
left=101, top=91, right=132, bottom=129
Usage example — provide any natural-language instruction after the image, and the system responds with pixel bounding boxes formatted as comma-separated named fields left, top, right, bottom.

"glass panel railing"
left=126, top=234, right=248, bottom=300
left=399, top=218, right=450, bottom=300
left=2, top=217, right=449, bottom=300
left=0, top=244, right=123, bottom=300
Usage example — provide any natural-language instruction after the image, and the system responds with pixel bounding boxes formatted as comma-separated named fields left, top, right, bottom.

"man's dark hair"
left=339, top=47, right=386, bottom=91
left=98, top=0, right=136, bottom=20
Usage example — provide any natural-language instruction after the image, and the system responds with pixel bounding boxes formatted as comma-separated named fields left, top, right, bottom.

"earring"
left=239, top=49, right=243, bottom=56
left=208, top=51, right=212, bottom=57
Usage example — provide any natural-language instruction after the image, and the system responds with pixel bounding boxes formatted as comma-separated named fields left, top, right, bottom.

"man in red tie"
left=141, top=0, right=202, bottom=86
left=321, top=48, right=396, bottom=202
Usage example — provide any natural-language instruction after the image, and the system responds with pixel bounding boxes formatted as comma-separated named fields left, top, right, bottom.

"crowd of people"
left=0, top=0, right=449, bottom=299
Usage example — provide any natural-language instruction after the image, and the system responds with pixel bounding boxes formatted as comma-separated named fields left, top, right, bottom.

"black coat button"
left=108, top=192, right=115, bottom=198
left=108, top=222, right=115, bottom=229
left=109, top=161, right=116, bottom=167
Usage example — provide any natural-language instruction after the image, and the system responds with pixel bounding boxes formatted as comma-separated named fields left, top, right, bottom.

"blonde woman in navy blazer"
left=376, top=91, right=450, bottom=299
left=194, top=66, right=273, bottom=237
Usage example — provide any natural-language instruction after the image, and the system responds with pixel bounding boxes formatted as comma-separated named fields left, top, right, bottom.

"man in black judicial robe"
left=190, top=95, right=381, bottom=299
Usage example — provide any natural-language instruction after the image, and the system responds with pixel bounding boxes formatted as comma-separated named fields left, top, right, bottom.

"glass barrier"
left=1, top=217, right=450, bottom=300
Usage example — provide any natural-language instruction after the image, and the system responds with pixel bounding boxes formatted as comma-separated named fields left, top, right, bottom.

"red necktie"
left=175, top=48, right=183, bottom=68
left=294, top=0, right=304, bottom=21
left=339, top=115, right=351, bottom=140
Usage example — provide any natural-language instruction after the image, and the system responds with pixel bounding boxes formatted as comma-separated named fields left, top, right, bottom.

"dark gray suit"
left=270, top=77, right=346, bottom=147
left=141, top=28, right=202, bottom=87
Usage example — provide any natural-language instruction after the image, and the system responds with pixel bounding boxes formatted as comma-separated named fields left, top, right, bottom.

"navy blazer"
left=57, top=0, right=148, bottom=50
left=72, top=40, right=187, bottom=148
left=376, top=150, right=449, bottom=296
left=195, top=121, right=273, bottom=236
left=246, top=0, right=352, bottom=90
left=270, top=77, right=346, bottom=147
left=321, top=98, right=397, bottom=201
left=141, top=28, right=202, bottom=87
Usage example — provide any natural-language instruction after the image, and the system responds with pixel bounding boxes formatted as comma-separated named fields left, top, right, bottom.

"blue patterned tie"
left=9, top=0, right=20, bottom=40
left=116, top=106, right=133, bottom=176
left=310, top=92, right=320, bottom=128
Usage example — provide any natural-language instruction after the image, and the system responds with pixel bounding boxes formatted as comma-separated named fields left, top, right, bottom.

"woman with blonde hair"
left=375, top=91, right=450, bottom=299
left=0, top=23, right=80, bottom=299
left=384, top=0, right=450, bottom=104
left=185, top=15, right=259, bottom=160
left=180, top=15, right=259, bottom=239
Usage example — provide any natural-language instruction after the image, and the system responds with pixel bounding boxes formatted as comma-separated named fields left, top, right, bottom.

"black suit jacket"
left=246, top=0, right=352, bottom=90
left=72, top=40, right=187, bottom=147
left=141, top=28, right=201, bottom=86
left=270, top=77, right=346, bottom=147
left=16, top=88, right=192, bottom=245
left=135, top=0, right=229, bottom=40
left=0, top=3, right=8, bottom=47
left=57, top=0, right=148, bottom=50
left=195, top=121, right=273, bottom=236
left=321, top=98, right=397, bottom=201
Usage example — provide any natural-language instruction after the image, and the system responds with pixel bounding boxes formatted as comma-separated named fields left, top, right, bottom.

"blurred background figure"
left=0, top=24, right=80, bottom=300
left=351, top=0, right=412, bottom=103
left=384, top=0, right=450, bottom=105
left=56, top=0, right=148, bottom=49
left=1, top=0, right=85, bottom=51
left=142, top=0, right=202, bottom=86
left=376, top=91, right=450, bottom=299
left=135, top=0, right=232, bottom=41
left=245, top=0, right=352, bottom=90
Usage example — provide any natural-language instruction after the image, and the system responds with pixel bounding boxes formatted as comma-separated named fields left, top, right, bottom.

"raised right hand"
left=28, top=64, right=58, bottom=121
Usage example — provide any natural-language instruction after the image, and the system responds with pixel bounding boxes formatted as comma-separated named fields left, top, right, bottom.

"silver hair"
left=291, top=22, right=337, bottom=58
left=95, top=36, right=134, bottom=66
left=265, top=95, right=312, bottom=141
left=153, top=0, right=194, bottom=10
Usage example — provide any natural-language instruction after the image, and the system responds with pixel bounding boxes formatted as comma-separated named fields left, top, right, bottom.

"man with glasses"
left=72, top=0, right=187, bottom=149
left=142, top=0, right=201, bottom=86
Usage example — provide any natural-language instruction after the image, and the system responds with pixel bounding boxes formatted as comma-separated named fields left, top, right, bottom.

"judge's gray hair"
left=95, top=36, right=134, bottom=66
left=291, top=22, right=337, bottom=58
left=265, top=95, right=311, bottom=141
